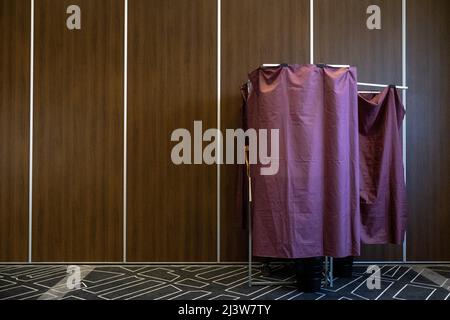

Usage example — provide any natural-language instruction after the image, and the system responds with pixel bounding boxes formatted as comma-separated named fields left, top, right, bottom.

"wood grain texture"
left=127, top=0, right=217, bottom=262
left=1, top=0, right=447, bottom=263
left=0, top=0, right=30, bottom=262
left=315, top=0, right=403, bottom=261
left=406, top=0, right=450, bottom=261
left=315, top=0, right=402, bottom=85
left=32, top=0, right=124, bottom=262
left=221, top=0, right=310, bottom=261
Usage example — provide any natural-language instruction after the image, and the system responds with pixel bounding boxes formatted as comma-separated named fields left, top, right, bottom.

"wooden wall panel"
left=315, top=0, right=402, bottom=84
left=221, top=0, right=310, bottom=261
left=0, top=0, right=30, bottom=262
left=32, top=0, right=124, bottom=262
left=315, top=0, right=403, bottom=261
left=127, top=0, right=217, bottom=262
left=0, top=0, right=447, bottom=263
left=406, top=0, right=450, bottom=261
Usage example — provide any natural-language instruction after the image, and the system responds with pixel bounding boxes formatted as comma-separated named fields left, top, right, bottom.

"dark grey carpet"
left=0, top=264, right=449, bottom=300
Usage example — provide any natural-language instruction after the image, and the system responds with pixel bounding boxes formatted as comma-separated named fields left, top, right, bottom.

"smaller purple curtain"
left=358, top=87, right=407, bottom=245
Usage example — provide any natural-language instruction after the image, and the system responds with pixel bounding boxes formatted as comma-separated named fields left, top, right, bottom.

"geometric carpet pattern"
left=0, top=264, right=449, bottom=300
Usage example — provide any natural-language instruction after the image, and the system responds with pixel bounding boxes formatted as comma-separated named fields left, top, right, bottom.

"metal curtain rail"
left=358, top=82, right=409, bottom=90
left=260, top=64, right=409, bottom=90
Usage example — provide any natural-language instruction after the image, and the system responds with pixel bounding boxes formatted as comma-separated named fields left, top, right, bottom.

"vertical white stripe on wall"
left=402, top=0, right=407, bottom=263
left=28, top=0, right=35, bottom=263
left=310, top=0, right=314, bottom=64
left=216, top=0, right=221, bottom=263
left=123, top=0, right=128, bottom=263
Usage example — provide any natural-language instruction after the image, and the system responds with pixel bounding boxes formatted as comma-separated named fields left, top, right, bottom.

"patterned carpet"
left=0, top=264, right=449, bottom=300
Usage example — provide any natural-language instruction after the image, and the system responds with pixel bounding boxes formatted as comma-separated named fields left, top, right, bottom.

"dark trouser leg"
left=295, top=257, right=324, bottom=293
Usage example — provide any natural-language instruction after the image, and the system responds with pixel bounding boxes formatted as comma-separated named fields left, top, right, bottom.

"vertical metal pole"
left=216, top=0, right=222, bottom=263
left=310, top=0, right=314, bottom=64
left=248, top=199, right=252, bottom=287
left=123, top=0, right=128, bottom=264
left=402, top=0, right=408, bottom=263
left=28, top=0, right=35, bottom=263
left=329, top=257, right=334, bottom=287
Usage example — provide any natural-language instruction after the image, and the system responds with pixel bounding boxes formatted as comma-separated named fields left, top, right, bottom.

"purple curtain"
left=245, top=65, right=361, bottom=259
left=358, top=87, right=407, bottom=245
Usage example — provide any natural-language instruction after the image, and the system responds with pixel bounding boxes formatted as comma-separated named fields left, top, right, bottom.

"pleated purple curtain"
left=244, top=64, right=361, bottom=259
